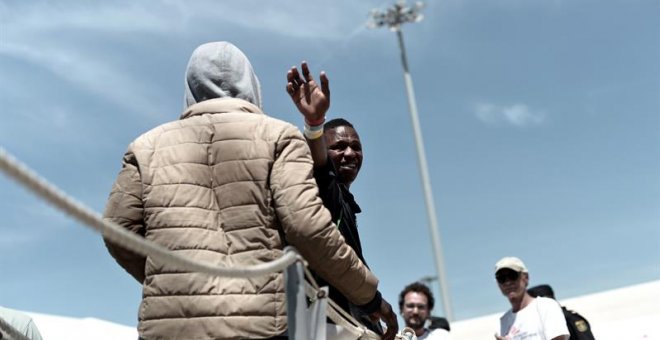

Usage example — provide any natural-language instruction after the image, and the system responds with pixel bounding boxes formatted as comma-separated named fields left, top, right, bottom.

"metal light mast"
left=369, top=1, right=454, bottom=321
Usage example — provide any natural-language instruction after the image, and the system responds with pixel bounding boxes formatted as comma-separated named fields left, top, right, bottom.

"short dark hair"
left=398, top=282, right=435, bottom=312
left=324, top=118, right=354, bottom=131
left=527, top=284, right=556, bottom=299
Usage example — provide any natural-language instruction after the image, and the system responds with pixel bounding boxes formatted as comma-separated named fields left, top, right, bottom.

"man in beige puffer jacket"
left=103, top=41, right=398, bottom=340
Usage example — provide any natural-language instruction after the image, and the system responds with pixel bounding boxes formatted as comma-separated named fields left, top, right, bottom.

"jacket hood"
left=184, top=41, right=262, bottom=110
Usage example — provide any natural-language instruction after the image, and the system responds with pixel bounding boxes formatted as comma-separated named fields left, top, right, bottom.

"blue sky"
left=1, top=0, right=658, bottom=328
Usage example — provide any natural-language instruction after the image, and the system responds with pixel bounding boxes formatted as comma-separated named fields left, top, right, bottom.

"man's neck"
left=414, top=326, right=427, bottom=337
left=340, top=179, right=352, bottom=190
left=510, top=293, right=534, bottom=313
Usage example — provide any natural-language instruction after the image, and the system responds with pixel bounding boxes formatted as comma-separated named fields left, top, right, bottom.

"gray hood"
left=184, top=41, right=262, bottom=110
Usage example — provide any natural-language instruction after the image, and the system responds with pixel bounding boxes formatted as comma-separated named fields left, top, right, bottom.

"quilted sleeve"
left=102, top=147, right=147, bottom=283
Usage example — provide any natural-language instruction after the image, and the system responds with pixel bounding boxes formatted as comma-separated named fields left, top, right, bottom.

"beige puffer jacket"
left=103, top=98, right=378, bottom=339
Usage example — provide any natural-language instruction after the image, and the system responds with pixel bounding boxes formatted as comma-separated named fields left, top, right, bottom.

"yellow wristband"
left=304, top=126, right=324, bottom=140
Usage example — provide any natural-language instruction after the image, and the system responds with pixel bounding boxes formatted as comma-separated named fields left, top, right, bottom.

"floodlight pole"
left=369, top=1, right=454, bottom=321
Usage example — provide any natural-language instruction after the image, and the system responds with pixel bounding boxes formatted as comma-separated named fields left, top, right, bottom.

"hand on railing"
left=369, top=297, right=399, bottom=340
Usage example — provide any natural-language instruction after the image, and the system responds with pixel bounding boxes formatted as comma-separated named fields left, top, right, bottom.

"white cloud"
left=1, top=1, right=189, bottom=37
left=1, top=1, right=375, bottom=41
left=474, top=102, right=545, bottom=127
left=0, top=1, right=378, bottom=118
left=0, top=198, right=71, bottom=250
left=179, top=1, right=375, bottom=40
left=1, top=2, right=176, bottom=117
left=0, top=228, right=40, bottom=249
left=0, top=41, right=160, bottom=117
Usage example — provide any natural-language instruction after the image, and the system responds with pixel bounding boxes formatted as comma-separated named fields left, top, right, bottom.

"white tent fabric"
left=24, top=312, right=137, bottom=340
left=451, top=280, right=660, bottom=340
left=17, top=280, right=659, bottom=340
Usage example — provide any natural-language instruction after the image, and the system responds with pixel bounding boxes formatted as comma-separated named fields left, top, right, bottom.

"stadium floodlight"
left=369, top=1, right=454, bottom=322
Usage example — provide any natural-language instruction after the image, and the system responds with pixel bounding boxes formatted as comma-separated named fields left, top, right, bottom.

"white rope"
left=0, top=147, right=299, bottom=278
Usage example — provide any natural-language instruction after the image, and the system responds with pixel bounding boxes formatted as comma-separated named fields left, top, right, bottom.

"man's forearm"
left=306, top=136, right=328, bottom=168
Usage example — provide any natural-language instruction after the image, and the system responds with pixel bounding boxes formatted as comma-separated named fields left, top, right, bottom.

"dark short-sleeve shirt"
left=313, top=162, right=383, bottom=334
left=313, top=161, right=368, bottom=312
left=314, top=162, right=366, bottom=263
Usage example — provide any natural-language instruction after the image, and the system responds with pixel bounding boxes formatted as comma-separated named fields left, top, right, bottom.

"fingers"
left=385, top=315, right=398, bottom=337
left=286, top=69, right=297, bottom=97
left=287, top=62, right=328, bottom=103
left=286, top=69, right=295, bottom=83
left=380, top=308, right=398, bottom=340
left=287, top=67, right=302, bottom=86
left=320, top=71, right=330, bottom=100
left=382, top=322, right=397, bottom=340
left=301, top=61, right=315, bottom=83
left=380, top=299, right=398, bottom=327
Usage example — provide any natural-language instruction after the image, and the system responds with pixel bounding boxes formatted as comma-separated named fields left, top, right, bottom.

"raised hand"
left=286, top=61, right=330, bottom=124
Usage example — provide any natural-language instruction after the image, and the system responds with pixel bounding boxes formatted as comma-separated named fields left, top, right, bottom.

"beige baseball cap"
left=495, top=256, right=528, bottom=274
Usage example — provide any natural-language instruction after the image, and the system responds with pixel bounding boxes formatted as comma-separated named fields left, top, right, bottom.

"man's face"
left=401, top=292, right=430, bottom=331
left=496, top=269, right=528, bottom=301
left=324, top=126, right=363, bottom=186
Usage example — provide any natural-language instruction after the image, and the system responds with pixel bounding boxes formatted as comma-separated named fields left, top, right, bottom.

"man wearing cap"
left=494, top=257, right=569, bottom=340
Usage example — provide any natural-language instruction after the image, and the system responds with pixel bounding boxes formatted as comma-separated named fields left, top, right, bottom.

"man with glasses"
left=398, top=282, right=450, bottom=339
left=494, top=257, right=569, bottom=340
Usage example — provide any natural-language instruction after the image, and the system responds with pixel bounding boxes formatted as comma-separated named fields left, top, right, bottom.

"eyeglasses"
left=496, top=271, right=520, bottom=284
left=404, top=303, right=428, bottom=310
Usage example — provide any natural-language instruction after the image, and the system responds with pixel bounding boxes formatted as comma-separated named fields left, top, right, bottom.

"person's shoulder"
left=535, top=296, right=561, bottom=308
left=427, top=328, right=451, bottom=339
left=259, top=116, right=304, bottom=141
left=261, top=115, right=297, bottom=130
left=129, top=119, right=181, bottom=149
left=563, top=307, right=588, bottom=322
left=535, top=297, right=566, bottom=317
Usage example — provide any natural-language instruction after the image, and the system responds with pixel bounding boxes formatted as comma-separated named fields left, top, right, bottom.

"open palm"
left=286, top=62, right=330, bottom=123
